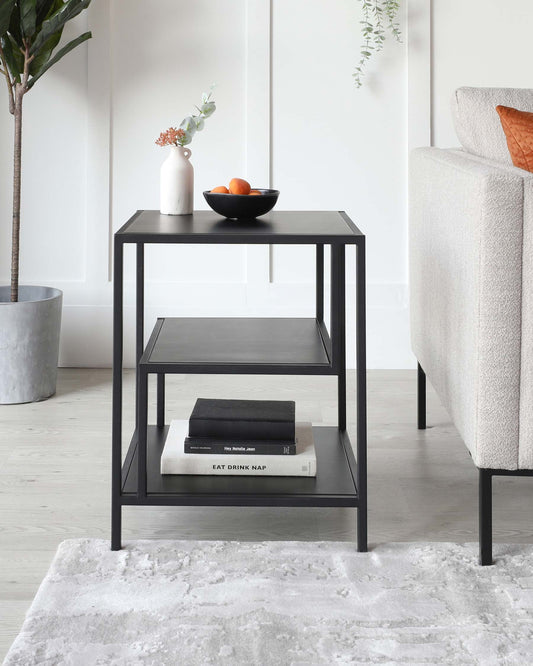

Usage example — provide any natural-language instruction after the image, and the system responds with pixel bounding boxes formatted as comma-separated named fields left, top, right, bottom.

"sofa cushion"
left=496, top=105, right=533, bottom=172
left=452, top=87, right=533, bottom=164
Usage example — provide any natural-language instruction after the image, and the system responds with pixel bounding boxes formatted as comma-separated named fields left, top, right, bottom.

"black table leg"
left=417, top=362, right=426, bottom=430
left=135, top=244, right=144, bottom=430
left=479, top=469, right=493, bottom=565
left=316, top=244, right=324, bottom=322
left=334, top=245, right=346, bottom=431
left=138, top=368, right=148, bottom=498
left=356, top=238, right=368, bottom=553
left=157, top=374, right=165, bottom=428
left=111, top=238, right=123, bottom=551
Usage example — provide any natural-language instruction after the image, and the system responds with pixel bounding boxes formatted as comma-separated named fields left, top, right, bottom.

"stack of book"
left=161, top=398, right=317, bottom=477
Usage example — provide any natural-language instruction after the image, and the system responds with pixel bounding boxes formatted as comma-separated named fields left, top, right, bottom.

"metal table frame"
left=111, top=210, right=367, bottom=551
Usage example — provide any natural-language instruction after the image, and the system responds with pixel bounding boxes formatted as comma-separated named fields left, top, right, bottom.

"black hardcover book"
left=184, top=437, right=296, bottom=455
left=189, top=398, right=296, bottom=441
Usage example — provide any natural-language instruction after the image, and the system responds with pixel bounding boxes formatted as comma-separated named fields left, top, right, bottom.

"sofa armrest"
left=409, top=147, right=527, bottom=469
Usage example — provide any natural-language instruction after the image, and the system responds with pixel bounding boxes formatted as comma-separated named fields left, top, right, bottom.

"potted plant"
left=0, top=0, right=92, bottom=404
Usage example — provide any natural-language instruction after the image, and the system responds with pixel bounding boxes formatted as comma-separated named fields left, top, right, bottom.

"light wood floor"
left=1, top=368, right=532, bottom=658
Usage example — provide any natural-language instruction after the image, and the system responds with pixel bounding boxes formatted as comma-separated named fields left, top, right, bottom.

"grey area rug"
left=4, top=540, right=533, bottom=665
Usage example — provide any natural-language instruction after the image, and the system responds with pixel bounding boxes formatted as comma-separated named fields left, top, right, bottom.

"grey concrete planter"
left=0, top=286, right=62, bottom=404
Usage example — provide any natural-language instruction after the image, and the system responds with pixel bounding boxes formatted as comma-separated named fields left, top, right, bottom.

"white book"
left=161, top=420, right=317, bottom=477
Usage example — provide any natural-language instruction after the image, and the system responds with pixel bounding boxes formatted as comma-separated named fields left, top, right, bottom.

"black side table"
left=112, top=210, right=367, bottom=551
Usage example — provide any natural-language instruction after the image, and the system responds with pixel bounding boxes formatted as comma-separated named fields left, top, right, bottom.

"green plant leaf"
left=1, top=34, right=23, bottom=81
left=27, top=30, right=91, bottom=88
left=29, top=27, right=63, bottom=75
left=36, top=0, right=63, bottom=28
left=8, top=3, right=22, bottom=44
left=20, top=0, right=38, bottom=38
left=30, top=0, right=65, bottom=76
left=0, top=0, right=16, bottom=37
left=30, top=0, right=91, bottom=55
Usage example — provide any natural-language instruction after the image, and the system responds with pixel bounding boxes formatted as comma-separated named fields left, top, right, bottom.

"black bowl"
left=203, top=189, right=279, bottom=219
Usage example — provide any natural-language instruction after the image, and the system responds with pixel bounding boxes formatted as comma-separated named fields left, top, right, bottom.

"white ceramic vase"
left=160, top=145, right=194, bottom=215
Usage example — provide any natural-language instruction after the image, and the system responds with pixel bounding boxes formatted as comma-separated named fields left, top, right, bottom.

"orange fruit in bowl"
left=211, top=185, right=229, bottom=193
left=229, top=178, right=251, bottom=195
left=249, top=190, right=261, bottom=195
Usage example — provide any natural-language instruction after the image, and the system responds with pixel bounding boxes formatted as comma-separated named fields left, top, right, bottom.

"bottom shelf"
left=121, top=425, right=359, bottom=507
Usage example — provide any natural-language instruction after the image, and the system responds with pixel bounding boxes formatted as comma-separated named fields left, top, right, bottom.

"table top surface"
left=116, top=210, right=363, bottom=243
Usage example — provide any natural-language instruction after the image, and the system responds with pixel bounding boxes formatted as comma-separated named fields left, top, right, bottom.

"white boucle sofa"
left=409, top=87, right=533, bottom=565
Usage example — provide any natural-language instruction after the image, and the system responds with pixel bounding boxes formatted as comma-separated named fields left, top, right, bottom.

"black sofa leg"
left=417, top=362, right=426, bottom=430
left=479, top=469, right=493, bottom=566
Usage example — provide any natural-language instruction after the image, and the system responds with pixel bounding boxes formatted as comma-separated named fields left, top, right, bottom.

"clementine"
left=229, top=178, right=251, bottom=195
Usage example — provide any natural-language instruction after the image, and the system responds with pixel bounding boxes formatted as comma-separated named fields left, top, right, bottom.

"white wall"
left=272, top=0, right=408, bottom=362
left=432, top=0, right=533, bottom=147
left=2, top=1, right=527, bottom=368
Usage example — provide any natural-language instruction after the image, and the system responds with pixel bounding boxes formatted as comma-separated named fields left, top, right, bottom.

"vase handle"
left=183, top=148, right=191, bottom=160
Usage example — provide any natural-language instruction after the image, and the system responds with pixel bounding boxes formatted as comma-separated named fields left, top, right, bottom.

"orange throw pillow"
left=496, top=105, right=533, bottom=172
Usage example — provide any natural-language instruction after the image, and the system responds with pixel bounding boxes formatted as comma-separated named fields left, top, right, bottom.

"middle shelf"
left=140, top=317, right=336, bottom=375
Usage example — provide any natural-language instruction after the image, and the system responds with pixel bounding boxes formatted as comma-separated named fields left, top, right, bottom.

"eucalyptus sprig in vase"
left=156, top=89, right=216, bottom=215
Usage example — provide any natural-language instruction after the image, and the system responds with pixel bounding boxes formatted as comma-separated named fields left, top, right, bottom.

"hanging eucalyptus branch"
left=354, top=0, right=401, bottom=87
